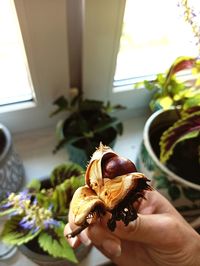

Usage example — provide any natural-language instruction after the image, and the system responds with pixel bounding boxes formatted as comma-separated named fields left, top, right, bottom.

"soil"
left=25, top=237, right=47, bottom=255
left=150, top=126, right=200, bottom=185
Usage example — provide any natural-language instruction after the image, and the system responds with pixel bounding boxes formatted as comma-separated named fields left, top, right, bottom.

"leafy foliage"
left=38, top=224, right=77, bottom=263
left=1, top=215, right=41, bottom=245
left=50, top=89, right=125, bottom=156
left=0, top=163, right=84, bottom=263
left=160, top=109, right=200, bottom=162
left=139, top=56, right=200, bottom=163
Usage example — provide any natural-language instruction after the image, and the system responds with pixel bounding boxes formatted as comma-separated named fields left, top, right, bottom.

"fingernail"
left=79, top=231, right=91, bottom=246
left=102, top=239, right=121, bottom=257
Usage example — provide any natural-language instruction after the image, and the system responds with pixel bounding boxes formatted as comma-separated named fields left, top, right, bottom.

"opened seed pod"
left=66, top=143, right=152, bottom=238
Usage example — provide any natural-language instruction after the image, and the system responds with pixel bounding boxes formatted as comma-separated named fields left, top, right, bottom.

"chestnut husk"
left=66, top=143, right=152, bottom=238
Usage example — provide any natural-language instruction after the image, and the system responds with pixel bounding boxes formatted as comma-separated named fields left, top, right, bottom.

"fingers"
left=87, top=222, right=122, bottom=259
left=64, top=223, right=81, bottom=248
left=113, top=213, right=183, bottom=248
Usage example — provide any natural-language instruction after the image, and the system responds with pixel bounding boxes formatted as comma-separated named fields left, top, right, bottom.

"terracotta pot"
left=136, top=109, right=200, bottom=225
left=0, top=124, right=25, bottom=201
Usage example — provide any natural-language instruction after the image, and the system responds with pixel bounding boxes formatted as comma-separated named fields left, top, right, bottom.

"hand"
left=64, top=190, right=200, bottom=266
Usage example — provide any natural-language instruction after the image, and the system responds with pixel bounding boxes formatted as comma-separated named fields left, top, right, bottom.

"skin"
left=64, top=190, right=200, bottom=266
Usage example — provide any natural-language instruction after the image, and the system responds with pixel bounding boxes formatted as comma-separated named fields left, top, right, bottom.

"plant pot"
left=56, top=119, right=118, bottom=168
left=136, top=109, right=200, bottom=224
left=0, top=124, right=25, bottom=201
left=19, top=241, right=91, bottom=266
left=66, top=137, right=117, bottom=169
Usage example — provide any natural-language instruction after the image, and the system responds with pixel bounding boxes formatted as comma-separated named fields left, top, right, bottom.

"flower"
left=0, top=162, right=85, bottom=263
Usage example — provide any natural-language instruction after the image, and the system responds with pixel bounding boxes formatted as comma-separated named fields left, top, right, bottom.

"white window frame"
left=0, top=0, right=70, bottom=133
left=83, top=0, right=156, bottom=115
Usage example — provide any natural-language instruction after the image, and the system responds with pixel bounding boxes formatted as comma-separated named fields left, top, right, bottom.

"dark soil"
left=25, top=237, right=47, bottom=255
left=150, top=127, right=200, bottom=185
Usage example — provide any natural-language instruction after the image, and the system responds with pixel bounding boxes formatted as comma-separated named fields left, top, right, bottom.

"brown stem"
left=65, top=222, right=89, bottom=238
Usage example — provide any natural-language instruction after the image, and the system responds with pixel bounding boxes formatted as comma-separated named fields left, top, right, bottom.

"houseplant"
left=136, top=56, right=200, bottom=224
left=50, top=88, right=124, bottom=168
left=0, top=123, right=25, bottom=259
left=0, top=162, right=90, bottom=266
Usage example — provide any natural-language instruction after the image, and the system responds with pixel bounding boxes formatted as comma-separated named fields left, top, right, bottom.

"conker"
left=102, top=155, right=137, bottom=179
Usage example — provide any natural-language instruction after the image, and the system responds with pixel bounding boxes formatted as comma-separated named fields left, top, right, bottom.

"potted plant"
left=136, top=56, right=200, bottom=224
left=0, top=124, right=25, bottom=201
left=0, top=124, right=25, bottom=259
left=50, top=88, right=124, bottom=168
left=0, top=162, right=91, bottom=266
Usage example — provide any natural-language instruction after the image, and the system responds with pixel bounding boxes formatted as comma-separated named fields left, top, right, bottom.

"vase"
left=0, top=124, right=25, bottom=260
left=136, top=109, right=200, bottom=226
left=0, top=124, right=25, bottom=201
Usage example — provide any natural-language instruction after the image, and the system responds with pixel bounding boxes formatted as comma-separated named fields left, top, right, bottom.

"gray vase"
left=0, top=124, right=25, bottom=201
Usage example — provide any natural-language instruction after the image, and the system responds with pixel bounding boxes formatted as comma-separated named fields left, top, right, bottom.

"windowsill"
left=5, top=114, right=149, bottom=266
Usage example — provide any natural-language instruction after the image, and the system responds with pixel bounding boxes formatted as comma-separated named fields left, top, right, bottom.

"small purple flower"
left=19, top=216, right=35, bottom=230
left=32, top=198, right=37, bottom=205
left=18, top=190, right=31, bottom=201
left=0, top=201, right=13, bottom=209
left=43, top=218, right=60, bottom=229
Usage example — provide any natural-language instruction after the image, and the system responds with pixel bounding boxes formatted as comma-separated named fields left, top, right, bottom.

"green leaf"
left=158, top=96, right=173, bottom=110
left=27, top=179, right=41, bottom=191
left=182, top=187, right=200, bottom=201
left=52, top=175, right=84, bottom=215
left=50, top=96, right=69, bottom=117
left=154, top=175, right=170, bottom=189
left=183, top=93, right=200, bottom=110
left=165, top=57, right=196, bottom=83
left=38, top=226, right=78, bottom=263
left=168, top=184, right=181, bottom=201
left=93, top=117, right=122, bottom=134
left=0, top=207, right=17, bottom=217
left=160, top=110, right=200, bottom=162
left=53, top=135, right=84, bottom=154
left=80, top=99, right=103, bottom=111
left=50, top=162, right=84, bottom=186
left=1, top=215, right=40, bottom=245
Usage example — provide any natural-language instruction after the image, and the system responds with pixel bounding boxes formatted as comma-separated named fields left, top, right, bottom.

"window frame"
left=0, top=0, right=70, bottom=132
left=83, top=0, right=152, bottom=114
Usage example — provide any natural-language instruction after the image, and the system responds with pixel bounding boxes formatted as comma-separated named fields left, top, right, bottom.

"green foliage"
left=139, top=56, right=200, bottom=163
left=160, top=110, right=200, bottom=163
left=0, top=162, right=84, bottom=263
left=51, top=88, right=125, bottom=155
left=1, top=215, right=41, bottom=245
left=50, top=162, right=84, bottom=186
left=38, top=224, right=78, bottom=263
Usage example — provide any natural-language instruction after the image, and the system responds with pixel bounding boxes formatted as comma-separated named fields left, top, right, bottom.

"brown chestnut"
left=102, top=155, right=137, bottom=179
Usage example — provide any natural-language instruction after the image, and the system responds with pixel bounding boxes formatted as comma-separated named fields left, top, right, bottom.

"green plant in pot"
left=136, top=56, right=200, bottom=223
left=51, top=88, right=124, bottom=168
left=0, top=162, right=89, bottom=266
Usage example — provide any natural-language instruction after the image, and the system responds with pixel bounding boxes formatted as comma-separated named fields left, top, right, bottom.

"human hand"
left=64, top=190, right=200, bottom=266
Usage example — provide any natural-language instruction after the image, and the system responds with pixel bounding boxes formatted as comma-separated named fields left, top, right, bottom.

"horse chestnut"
left=102, top=155, right=137, bottom=179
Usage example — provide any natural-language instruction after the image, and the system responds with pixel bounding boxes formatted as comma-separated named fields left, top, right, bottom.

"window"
left=0, top=0, right=70, bottom=132
left=0, top=0, right=34, bottom=106
left=83, top=0, right=199, bottom=112
left=114, top=0, right=199, bottom=87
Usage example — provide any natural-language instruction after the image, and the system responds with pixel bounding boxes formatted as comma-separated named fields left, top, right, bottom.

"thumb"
left=113, top=213, right=176, bottom=246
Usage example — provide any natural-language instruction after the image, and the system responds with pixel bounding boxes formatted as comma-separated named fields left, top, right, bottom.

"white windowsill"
left=4, top=114, right=148, bottom=266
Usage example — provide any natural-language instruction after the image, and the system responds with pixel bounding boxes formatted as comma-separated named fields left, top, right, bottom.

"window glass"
left=114, top=0, right=199, bottom=87
left=0, top=0, right=34, bottom=106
